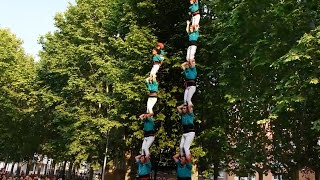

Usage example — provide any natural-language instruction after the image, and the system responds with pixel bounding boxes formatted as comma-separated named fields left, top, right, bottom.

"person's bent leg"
left=146, top=97, right=157, bottom=114
left=141, top=137, right=148, bottom=155
left=179, top=134, right=186, bottom=156
left=184, top=87, right=190, bottom=105
left=142, top=136, right=155, bottom=156
left=189, top=45, right=197, bottom=61
left=186, top=86, right=196, bottom=106
left=150, top=64, right=160, bottom=78
left=186, top=46, right=193, bottom=61
left=192, top=14, right=201, bottom=27
left=183, top=132, right=195, bottom=156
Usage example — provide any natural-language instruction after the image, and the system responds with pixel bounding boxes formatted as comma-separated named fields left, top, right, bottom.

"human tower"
left=135, top=0, right=200, bottom=179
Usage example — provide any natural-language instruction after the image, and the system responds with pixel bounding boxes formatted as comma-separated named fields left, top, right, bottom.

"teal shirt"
left=152, top=54, right=162, bottom=62
left=188, top=30, right=199, bottom=42
left=176, top=161, right=192, bottom=178
left=137, top=161, right=152, bottom=176
left=181, top=112, right=194, bottom=125
left=146, top=80, right=158, bottom=92
left=143, top=117, right=155, bottom=132
left=183, top=66, right=197, bottom=80
left=160, top=49, right=166, bottom=56
left=189, top=2, right=199, bottom=13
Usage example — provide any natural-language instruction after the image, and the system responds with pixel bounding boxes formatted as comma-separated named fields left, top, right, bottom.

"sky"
left=0, top=0, right=75, bottom=60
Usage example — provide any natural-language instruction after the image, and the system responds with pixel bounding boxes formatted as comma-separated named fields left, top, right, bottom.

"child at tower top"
left=150, top=48, right=163, bottom=78
left=186, top=20, right=199, bottom=62
left=189, top=0, right=200, bottom=27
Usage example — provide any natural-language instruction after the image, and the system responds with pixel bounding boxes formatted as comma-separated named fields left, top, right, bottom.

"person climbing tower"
left=150, top=48, right=163, bottom=78
left=135, top=154, right=152, bottom=180
left=186, top=20, right=199, bottom=62
left=181, top=61, right=197, bottom=107
left=139, top=113, right=155, bottom=157
left=145, top=76, right=159, bottom=115
left=173, top=153, right=193, bottom=180
left=176, top=104, right=195, bottom=158
left=156, top=42, right=166, bottom=58
left=189, top=0, right=200, bottom=27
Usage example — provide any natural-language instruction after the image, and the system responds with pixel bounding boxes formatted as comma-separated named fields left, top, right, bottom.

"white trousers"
left=150, top=64, right=160, bottom=77
left=191, top=14, right=201, bottom=26
left=186, top=45, right=197, bottom=61
left=179, top=132, right=195, bottom=156
left=141, top=136, right=155, bottom=156
left=184, top=86, right=196, bottom=105
left=147, top=97, right=157, bottom=114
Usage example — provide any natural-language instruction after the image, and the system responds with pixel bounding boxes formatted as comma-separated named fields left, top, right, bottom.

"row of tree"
left=0, top=0, right=320, bottom=179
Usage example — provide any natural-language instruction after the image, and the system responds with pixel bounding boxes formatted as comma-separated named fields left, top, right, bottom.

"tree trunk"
left=32, top=163, right=36, bottom=175
left=51, top=162, right=56, bottom=177
left=26, top=160, right=32, bottom=175
left=44, top=163, right=48, bottom=175
left=125, top=151, right=133, bottom=180
left=16, top=162, right=21, bottom=176
left=152, top=161, right=158, bottom=179
left=37, top=163, right=42, bottom=176
left=89, top=167, right=94, bottom=180
left=315, top=170, right=320, bottom=180
left=4, top=161, right=8, bottom=172
left=67, top=161, right=74, bottom=179
left=62, top=161, right=67, bottom=180
left=10, top=162, right=15, bottom=175
left=258, top=171, right=263, bottom=180
left=72, top=163, right=77, bottom=180
left=213, top=160, right=219, bottom=180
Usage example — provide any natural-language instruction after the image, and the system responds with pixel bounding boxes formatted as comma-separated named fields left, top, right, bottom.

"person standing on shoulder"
left=176, top=104, right=195, bottom=158
left=189, top=0, right=200, bottom=27
left=186, top=20, right=199, bottom=62
left=181, top=61, right=197, bottom=107
left=145, top=76, right=158, bottom=115
left=135, top=154, right=152, bottom=180
left=173, top=153, right=192, bottom=180
left=139, top=113, right=155, bottom=157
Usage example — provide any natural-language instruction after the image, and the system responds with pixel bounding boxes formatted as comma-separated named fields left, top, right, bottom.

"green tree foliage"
left=0, top=28, right=37, bottom=162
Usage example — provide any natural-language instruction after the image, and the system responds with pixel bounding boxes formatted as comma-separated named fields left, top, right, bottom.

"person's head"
left=190, top=0, right=194, bottom=4
left=188, top=59, right=196, bottom=67
left=179, top=155, right=187, bottom=165
left=157, top=42, right=164, bottom=49
left=182, top=105, right=188, bottom=113
left=140, top=155, right=146, bottom=163
left=149, top=75, right=156, bottom=82
left=184, top=62, right=190, bottom=69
